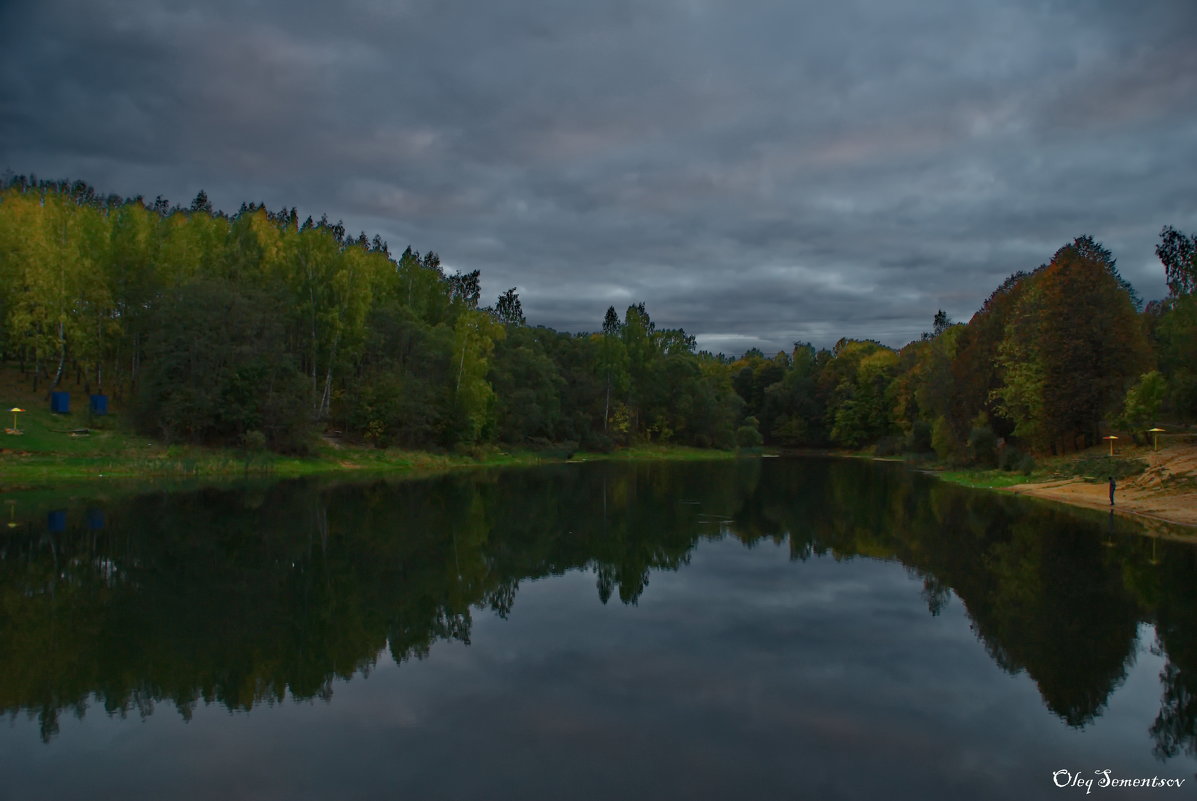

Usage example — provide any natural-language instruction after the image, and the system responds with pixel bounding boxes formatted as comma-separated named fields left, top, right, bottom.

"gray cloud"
left=3, top=0, right=1195, bottom=354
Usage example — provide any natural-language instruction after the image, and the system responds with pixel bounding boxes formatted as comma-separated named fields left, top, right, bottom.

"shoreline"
left=0, top=442, right=742, bottom=494
left=755, top=446, right=1197, bottom=531
left=920, top=441, right=1197, bottom=532
left=5, top=436, right=1195, bottom=532
left=1000, top=477, right=1197, bottom=530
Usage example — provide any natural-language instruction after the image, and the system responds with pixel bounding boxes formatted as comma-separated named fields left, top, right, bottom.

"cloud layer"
left=3, top=0, right=1195, bottom=353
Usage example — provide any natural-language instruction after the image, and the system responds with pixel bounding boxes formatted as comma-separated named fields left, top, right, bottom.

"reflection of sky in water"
left=2, top=535, right=1192, bottom=801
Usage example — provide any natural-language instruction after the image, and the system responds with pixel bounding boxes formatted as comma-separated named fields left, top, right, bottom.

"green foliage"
left=823, top=341, right=897, bottom=448
left=1057, top=456, right=1147, bottom=481
left=2, top=177, right=1188, bottom=465
left=341, top=302, right=453, bottom=448
left=1117, top=371, right=1167, bottom=434
left=736, top=416, right=763, bottom=448
left=450, top=310, right=505, bottom=444
left=907, top=420, right=933, bottom=454
left=931, top=416, right=963, bottom=464
left=489, top=327, right=565, bottom=444
left=967, top=414, right=998, bottom=468
left=133, top=280, right=310, bottom=452
left=998, top=445, right=1036, bottom=474
left=1152, top=294, right=1197, bottom=421
left=994, top=237, right=1151, bottom=453
left=873, top=435, right=905, bottom=457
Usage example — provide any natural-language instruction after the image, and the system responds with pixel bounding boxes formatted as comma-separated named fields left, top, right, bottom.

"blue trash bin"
left=90, top=394, right=108, bottom=415
left=50, top=391, right=70, bottom=414
left=47, top=510, right=67, bottom=532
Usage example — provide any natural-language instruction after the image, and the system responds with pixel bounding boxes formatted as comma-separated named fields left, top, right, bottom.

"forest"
left=0, top=174, right=1194, bottom=463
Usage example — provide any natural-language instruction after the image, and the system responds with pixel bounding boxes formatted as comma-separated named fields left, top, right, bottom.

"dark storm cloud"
left=3, top=0, right=1196, bottom=354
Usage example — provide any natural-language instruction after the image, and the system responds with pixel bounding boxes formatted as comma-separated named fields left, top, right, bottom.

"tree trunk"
left=604, top=376, right=610, bottom=433
left=48, top=321, right=66, bottom=392
left=310, top=321, right=319, bottom=409
left=319, top=333, right=339, bottom=418
left=456, top=343, right=467, bottom=393
left=131, top=332, right=140, bottom=390
left=96, top=318, right=104, bottom=392
left=320, top=365, right=334, bottom=418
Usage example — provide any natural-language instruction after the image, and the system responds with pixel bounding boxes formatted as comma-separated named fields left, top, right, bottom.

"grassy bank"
left=853, top=444, right=1164, bottom=492
left=923, top=452, right=1153, bottom=489
left=0, top=403, right=738, bottom=489
left=925, top=468, right=1043, bottom=489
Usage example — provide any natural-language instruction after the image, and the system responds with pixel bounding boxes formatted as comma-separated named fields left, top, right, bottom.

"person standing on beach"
left=1109, top=476, right=1116, bottom=506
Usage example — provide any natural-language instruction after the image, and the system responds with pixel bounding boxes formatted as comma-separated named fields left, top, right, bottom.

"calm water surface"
left=1, top=457, right=1195, bottom=800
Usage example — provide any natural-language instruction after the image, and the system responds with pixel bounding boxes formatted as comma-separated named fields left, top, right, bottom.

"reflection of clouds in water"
left=1, top=459, right=1195, bottom=798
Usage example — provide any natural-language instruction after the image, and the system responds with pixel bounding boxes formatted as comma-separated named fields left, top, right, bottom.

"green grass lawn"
left=916, top=446, right=1151, bottom=492
left=932, top=468, right=1044, bottom=489
left=1, top=378, right=739, bottom=488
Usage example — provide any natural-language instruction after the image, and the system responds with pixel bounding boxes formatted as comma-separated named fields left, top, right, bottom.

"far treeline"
left=0, top=175, right=1194, bottom=464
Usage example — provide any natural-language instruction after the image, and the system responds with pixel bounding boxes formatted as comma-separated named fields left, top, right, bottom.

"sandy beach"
left=1005, top=443, right=1197, bottom=530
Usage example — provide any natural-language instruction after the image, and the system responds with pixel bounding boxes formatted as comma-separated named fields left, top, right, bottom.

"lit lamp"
left=7, top=407, right=24, bottom=434
left=1148, top=427, right=1165, bottom=452
left=1103, top=435, right=1118, bottom=457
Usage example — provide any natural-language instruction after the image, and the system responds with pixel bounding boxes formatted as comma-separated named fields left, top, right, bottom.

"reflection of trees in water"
left=716, top=458, right=1197, bottom=753
left=1, top=457, right=1195, bottom=757
left=0, top=462, right=761, bottom=740
left=969, top=519, right=1140, bottom=727
left=1146, top=546, right=1197, bottom=760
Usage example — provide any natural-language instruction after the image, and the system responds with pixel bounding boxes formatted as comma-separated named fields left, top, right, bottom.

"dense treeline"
left=0, top=175, right=1193, bottom=460
left=733, top=230, right=1196, bottom=462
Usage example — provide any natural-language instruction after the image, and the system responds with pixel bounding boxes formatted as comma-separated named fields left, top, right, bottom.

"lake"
left=1, top=457, right=1195, bottom=799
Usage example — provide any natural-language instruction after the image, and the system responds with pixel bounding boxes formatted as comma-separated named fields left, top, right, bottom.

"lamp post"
left=8, top=407, right=24, bottom=434
left=1103, top=435, right=1118, bottom=457
left=1147, top=428, right=1165, bottom=452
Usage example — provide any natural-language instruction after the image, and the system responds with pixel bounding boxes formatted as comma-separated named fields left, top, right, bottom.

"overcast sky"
left=2, top=0, right=1195, bottom=354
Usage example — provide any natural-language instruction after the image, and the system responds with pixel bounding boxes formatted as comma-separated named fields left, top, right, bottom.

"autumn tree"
left=994, top=237, right=1151, bottom=453
left=824, top=340, right=898, bottom=448
left=950, top=272, right=1030, bottom=442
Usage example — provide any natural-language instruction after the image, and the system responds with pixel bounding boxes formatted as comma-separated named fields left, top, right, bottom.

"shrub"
left=907, top=420, right=933, bottom=454
left=736, top=416, right=763, bottom=448
left=968, top=424, right=998, bottom=467
left=999, top=445, right=1035, bottom=474
left=580, top=431, right=615, bottom=453
left=874, top=435, right=904, bottom=457
left=931, top=416, right=964, bottom=464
